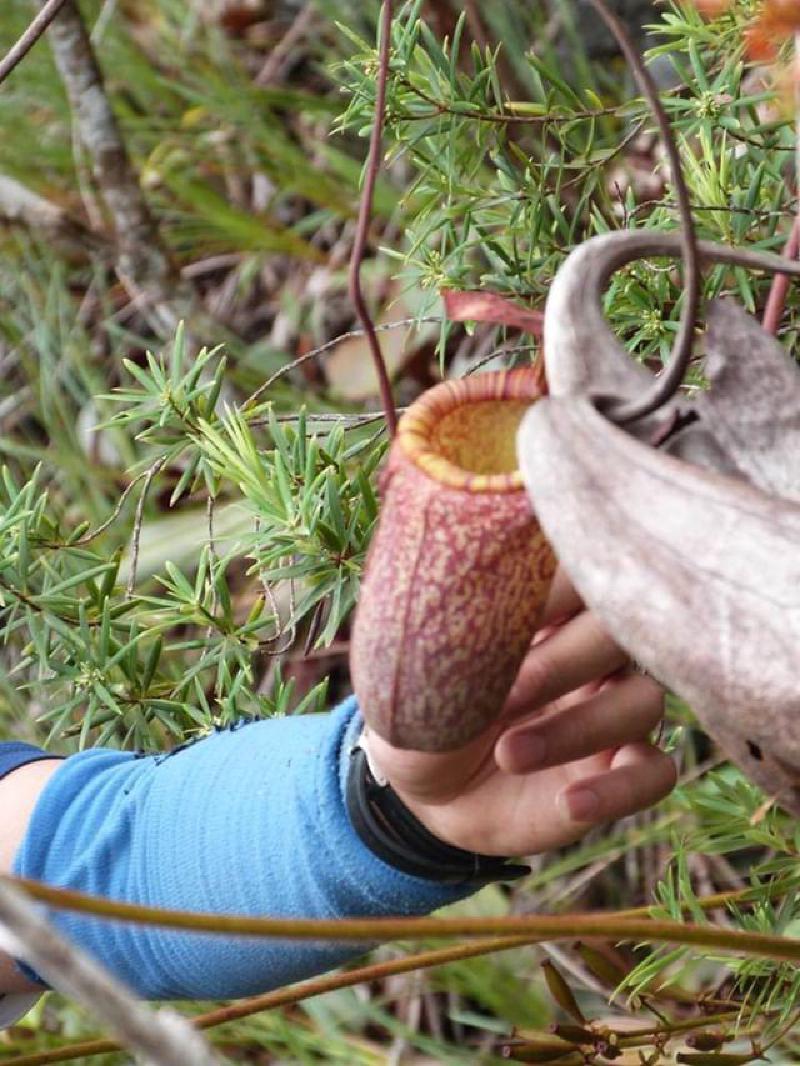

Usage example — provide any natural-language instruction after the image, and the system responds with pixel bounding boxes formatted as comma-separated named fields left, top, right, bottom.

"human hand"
left=364, top=568, right=676, bottom=857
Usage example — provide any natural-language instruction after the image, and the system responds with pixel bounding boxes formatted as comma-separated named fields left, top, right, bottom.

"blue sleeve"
left=12, top=698, right=476, bottom=1001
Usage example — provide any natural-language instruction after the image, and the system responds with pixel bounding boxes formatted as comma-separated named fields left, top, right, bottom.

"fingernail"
left=565, top=787, right=599, bottom=822
left=512, top=732, right=547, bottom=770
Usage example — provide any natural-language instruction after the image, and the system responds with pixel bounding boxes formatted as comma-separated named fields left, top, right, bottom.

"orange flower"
left=749, top=4, right=800, bottom=70
left=696, top=0, right=800, bottom=61
left=699, top=0, right=800, bottom=60
left=755, top=0, right=800, bottom=37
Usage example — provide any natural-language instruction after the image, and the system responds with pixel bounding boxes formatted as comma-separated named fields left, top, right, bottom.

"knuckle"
left=631, top=675, right=665, bottom=725
left=525, top=646, right=559, bottom=699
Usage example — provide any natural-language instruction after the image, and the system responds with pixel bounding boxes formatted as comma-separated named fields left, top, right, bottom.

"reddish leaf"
left=744, top=24, right=778, bottom=60
left=695, top=0, right=731, bottom=15
left=442, top=290, right=544, bottom=336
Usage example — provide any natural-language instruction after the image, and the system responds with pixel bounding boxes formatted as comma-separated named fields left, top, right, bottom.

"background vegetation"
left=1, top=0, right=800, bottom=1061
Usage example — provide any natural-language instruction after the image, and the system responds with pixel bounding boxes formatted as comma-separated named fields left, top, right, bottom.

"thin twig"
left=347, top=0, right=398, bottom=438
left=257, top=345, right=538, bottom=430
left=629, top=198, right=798, bottom=222
left=249, top=334, right=533, bottom=431
left=125, top=457, right=166, bottom=598
left=763, top=35, right=800, bottom=336
left=259, top=570, right=291, bottom=648
left=0, top=937, right=540, bottom=1066
left=241, top=317, right=437, bottom=413
left=254, top=3, right=315, bottom=86
left=259, top=556, right=296, bottom=656
left=586, top=0, right=699, bottom=426
left=561, top=118, right=647, bottom=191
left=0, top=879, right=219, bottom=1066
left=397, top=79, right=630, bottom=125
left=37, top=469, right=152, bottom=550
left=265, top=409, right=403, bottom=428
left=0, top=0, right=69, bottom=86
left=761, top=214, right=800, bottom=334
left=206, top=495, right=217, bottom=622
left=302, top=595, right=326, bottom=657
left=466, top=342, right=539, bottom=376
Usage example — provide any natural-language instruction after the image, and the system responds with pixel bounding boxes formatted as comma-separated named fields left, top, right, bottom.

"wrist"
left=346, top=730, right=529, bottom=886
left=358, top=730, right=463, bottom=847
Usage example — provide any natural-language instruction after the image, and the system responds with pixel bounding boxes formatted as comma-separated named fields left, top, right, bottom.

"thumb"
left=361, top=726, right=493, bottom=805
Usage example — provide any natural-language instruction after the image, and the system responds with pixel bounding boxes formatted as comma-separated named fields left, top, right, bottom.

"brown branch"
left=180, top=938, right=532, bottom=1032
left=254, top=3, right=316, bottom=87
left=36, top=0, right=188, bottom=334
left=767, top=35, right=800, bottom=337
left=0, top=0, right=69, bottom=86
left=347, top=0, right=398, bottom=439
left=8, top=877, right=800, bottom=964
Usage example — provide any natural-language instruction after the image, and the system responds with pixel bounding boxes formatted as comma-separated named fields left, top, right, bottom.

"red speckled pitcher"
left=350, top=368, right=556, bottom=752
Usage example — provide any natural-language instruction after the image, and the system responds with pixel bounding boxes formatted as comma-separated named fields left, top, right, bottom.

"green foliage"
left=337, top=0, right=795, bottom=362
left=0, top=322, right=379, bottom=749
left=2, top=0, right=800, bottom=1060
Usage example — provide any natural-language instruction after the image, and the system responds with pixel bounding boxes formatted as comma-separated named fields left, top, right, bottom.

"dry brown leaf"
left=518, top=231, right=800, bottom=813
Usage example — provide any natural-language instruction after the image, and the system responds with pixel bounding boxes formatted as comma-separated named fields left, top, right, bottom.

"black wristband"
left=345, top=741, right=530, bottom=887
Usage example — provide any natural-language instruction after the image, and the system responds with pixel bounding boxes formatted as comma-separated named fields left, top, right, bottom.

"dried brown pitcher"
left=518, top=229, right=800, bottom=814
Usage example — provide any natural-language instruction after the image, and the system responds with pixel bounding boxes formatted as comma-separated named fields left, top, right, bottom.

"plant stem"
left=37, top=0, right=199, bottom=339
left=9, top=876, right=800, bottom=963
left=585, top=0, right=699, bottom=425
left=347, top=0, right=398, bottom=439
left=0, top=0, right=69, bottom=86
left=762, top=216, right=800, bottom=334
left=763, top=33, right=800, bottom=335
left=1, top=881, right=791, bottom=1066
left=0, top=937, right=537, bottom=1066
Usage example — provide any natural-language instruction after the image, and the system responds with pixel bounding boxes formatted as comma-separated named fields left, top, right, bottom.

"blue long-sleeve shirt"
left=2, top=697, right=475, bottom=1018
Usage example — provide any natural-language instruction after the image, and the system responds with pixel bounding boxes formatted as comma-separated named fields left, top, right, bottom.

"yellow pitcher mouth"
left=398, top=369, right=543, bottom=493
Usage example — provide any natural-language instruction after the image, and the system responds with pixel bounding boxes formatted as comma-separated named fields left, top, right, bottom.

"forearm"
left=10, top=698, right=474, bottom=1001
left=0, top=754, right=63, bottom=994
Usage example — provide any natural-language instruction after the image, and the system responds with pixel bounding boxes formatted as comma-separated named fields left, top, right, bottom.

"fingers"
left=505, top=607, right=629, bottom=718
left=558, top=743, right=677, bottom=827
left=495, top=673, right=664, bottom=774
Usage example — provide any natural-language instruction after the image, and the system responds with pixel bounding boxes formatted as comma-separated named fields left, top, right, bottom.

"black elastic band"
left=345, top=743, right=530, bottom=886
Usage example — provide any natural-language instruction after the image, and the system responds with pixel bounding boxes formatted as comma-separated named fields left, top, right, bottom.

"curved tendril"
left=586, top=0, right=700, bottom=425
